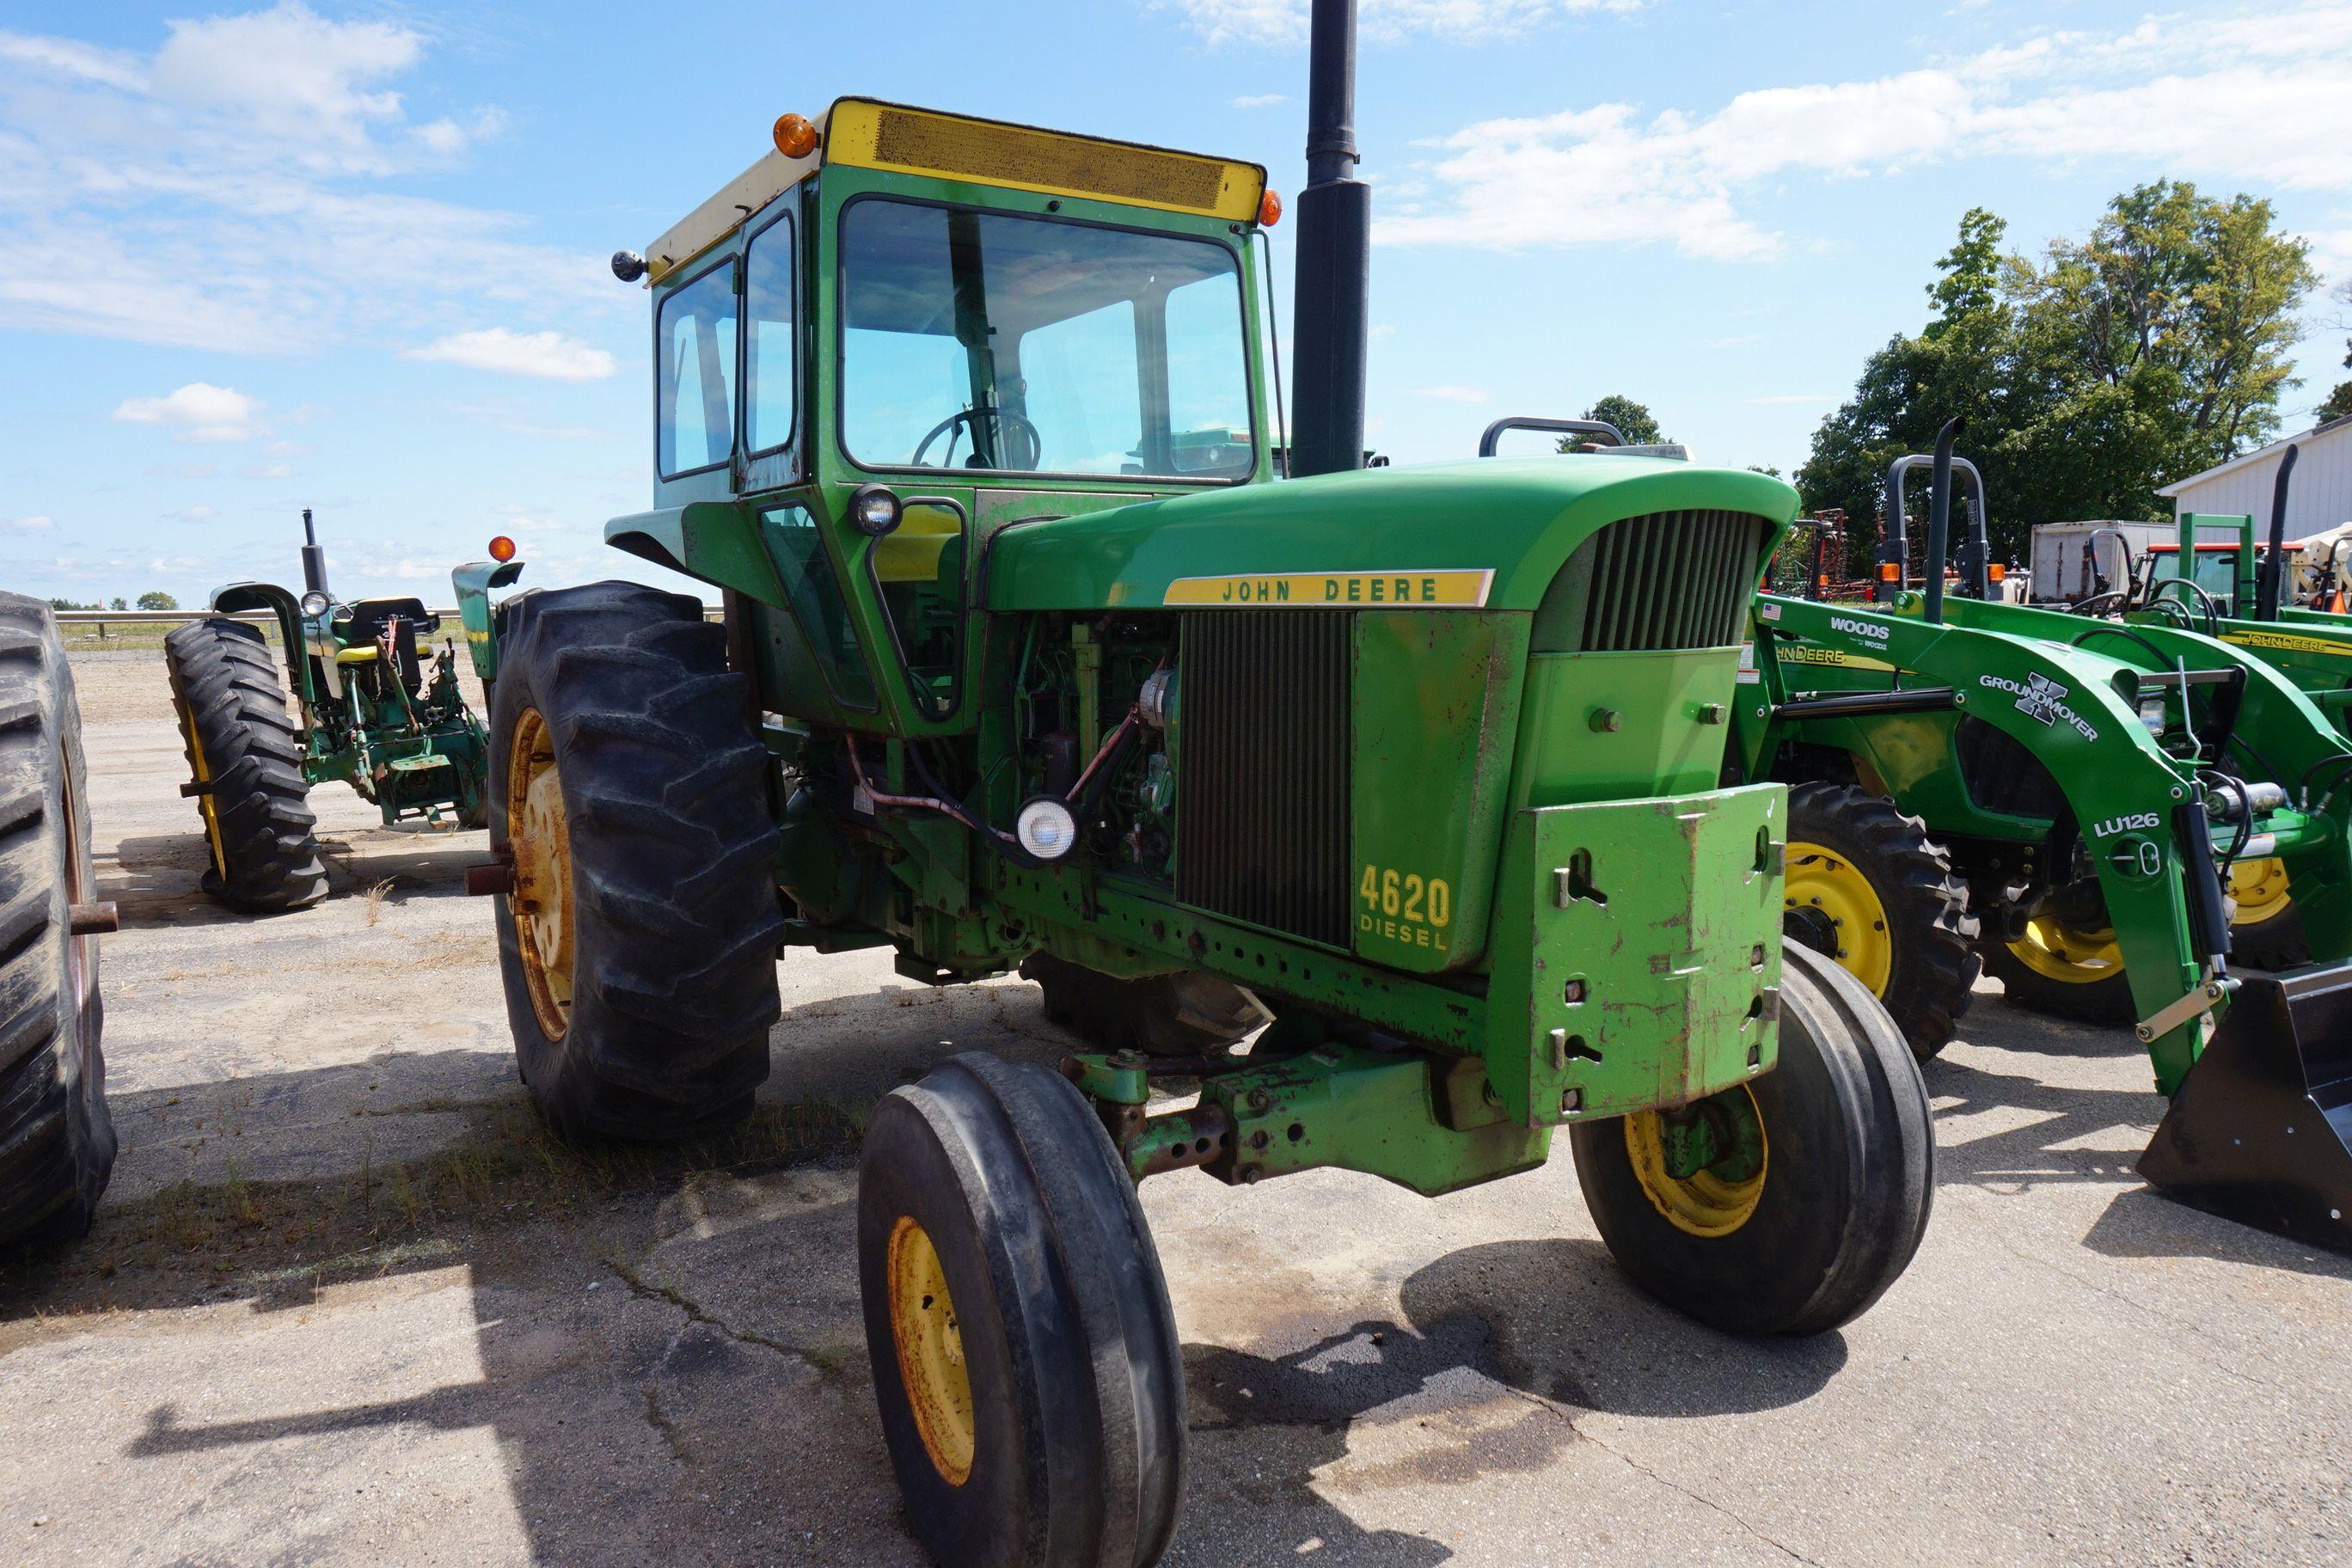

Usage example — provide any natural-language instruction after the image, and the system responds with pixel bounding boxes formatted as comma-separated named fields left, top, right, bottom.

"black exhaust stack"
left=1287, top=0, right=1369, bottom=480
left=299, top=508, right=330, bottom=599
left=2255, top=443, right=2299, bottom=621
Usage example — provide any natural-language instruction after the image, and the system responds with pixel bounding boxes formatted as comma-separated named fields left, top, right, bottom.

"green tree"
left=136, top=590, right=178, bottom=611
left=1925, top=207, right=2006, bottom=338
left=108, top=597, right=126, bottom=611
left=46, top=597, right=97, bottom=611
left=1559, top=394, right=1664, bottom=450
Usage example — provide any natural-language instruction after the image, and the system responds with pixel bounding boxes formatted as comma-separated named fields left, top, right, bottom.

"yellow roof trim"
left=642, top=110, right=830, bottom=285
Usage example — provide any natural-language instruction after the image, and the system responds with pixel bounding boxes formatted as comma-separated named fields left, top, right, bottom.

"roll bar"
left=1879, top=430, right=1990, bottom=614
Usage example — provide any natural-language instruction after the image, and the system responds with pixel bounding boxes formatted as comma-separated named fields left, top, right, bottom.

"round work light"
left=1014, top=797, right=1079, bottom=861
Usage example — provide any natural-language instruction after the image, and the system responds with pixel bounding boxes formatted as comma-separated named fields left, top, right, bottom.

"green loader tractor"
left=1736, top=422, right=2352, bottom=1255
left=0, top=593, right=117, bottom=1250
left=163, top=511, right=498, bottom=912
left=457, top=9, right=1933, bottom=1560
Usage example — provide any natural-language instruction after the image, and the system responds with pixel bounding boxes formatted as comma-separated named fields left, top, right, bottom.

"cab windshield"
left=840, top=199, right=1255, bottom=481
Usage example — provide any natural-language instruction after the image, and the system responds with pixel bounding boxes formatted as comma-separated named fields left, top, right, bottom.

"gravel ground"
left=2, top=652, right=2346, bottom=1568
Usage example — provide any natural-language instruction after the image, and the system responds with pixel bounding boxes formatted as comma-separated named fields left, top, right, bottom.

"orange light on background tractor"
left=1988, top=561, right=2006, bottom=583
left=1259, top=188, right=1283, bottom=226
left=489, top=535, right=517, bottom=563
left=1877, top=562, right=1901, bottom=582
left=774, top=113, right=818, bottom=159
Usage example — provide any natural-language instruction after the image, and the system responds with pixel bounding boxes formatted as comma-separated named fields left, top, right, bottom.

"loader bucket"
left=2138, top=964, right=2352, bottom=1254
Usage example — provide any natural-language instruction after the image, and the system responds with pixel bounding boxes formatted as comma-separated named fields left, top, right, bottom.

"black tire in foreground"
left=0, top=594, right=116, bottom=1247
left=1021, top=952, right=1270, bottom=1058
left=860, top=1053, right=1185, bottom=1568
left=162, top=616, right=327, bottom=912
left=487, top=583, right=784, bottom=1142
left=1783, top=781, right=1980, bottom=1063
left=1569, top=942, right=1934, bottom=1337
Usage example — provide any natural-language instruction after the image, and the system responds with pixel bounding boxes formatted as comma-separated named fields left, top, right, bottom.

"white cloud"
left=2, top=515, right=55, bottom=531
left=1160, top=0, right=1639, bottom=46
left=403, top=328, right=618, bottom=381
left=1231, top=93, right=1289, bottom=108
left=0, top=7, right=597, bottom=353
left=168, top=505, right=217, bottom=523
left=1381, top=2, right=2352, bottom=260
left=113, top=383, right=262, bottom=442
left=1414, top=384, right=1491, bottom=403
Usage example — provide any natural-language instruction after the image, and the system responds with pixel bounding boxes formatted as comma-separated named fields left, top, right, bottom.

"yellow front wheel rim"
left=2006, top=916, right=2123, bottom=984
left=2229, top=857, right=2293, bottom=928
left=507, top=707, right=574, bottom=1039
left=1624, top=1085, right=1769, bottom=1239
left=888, top=1216, right=975, bottom=1485
left=1784, top=840, right=1894, bottom=995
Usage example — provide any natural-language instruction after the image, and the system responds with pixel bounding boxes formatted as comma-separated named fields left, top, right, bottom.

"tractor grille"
left=1565, top=509, right=1769, bottom=652
left=1176, top=610, right=1353, bottom=948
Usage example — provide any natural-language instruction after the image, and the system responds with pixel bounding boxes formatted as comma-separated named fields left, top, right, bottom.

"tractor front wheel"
left=2225, top=857, right=2307, bottom=971
left=487, top=583, right=783, bottom=1142
left=0, top=595, right=117, bottom=1247
left=1981, top=913, right=2135, bottom=1024
left=1021, top=952, right=1269, bottom=1058
left=1783, top=781, right=1978, bottom=1062
left=162, top=617, right=327, bottom=912
left=1568, top=942, right=1933, bottom=1336
left=859, top=1053, right=1185, bottom=1568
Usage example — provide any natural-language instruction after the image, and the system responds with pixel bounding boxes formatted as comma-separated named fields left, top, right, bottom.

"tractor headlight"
left=848, top=483, right=903, bottom=538
left=1015, top=796, right=1078, bottom=861
left=300, top=590, right=331, bottom=619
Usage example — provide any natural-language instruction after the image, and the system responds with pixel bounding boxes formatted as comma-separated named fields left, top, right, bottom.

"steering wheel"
left=2147, top=576, right=2221, bottom=637
left=910, top=407, right=1042, bottom=470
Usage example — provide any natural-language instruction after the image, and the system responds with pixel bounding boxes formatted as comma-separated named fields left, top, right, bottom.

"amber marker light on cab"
left=1259, top=188, right=1283, bottom=226
left=774, top=113, right=818, bottom=158
left=489, top=536, right=517, bottom=563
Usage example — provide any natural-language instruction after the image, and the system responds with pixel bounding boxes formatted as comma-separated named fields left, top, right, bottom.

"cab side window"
left=744, top=217, right=796, bottom=455
left=658, top=263, right=738, bottom=478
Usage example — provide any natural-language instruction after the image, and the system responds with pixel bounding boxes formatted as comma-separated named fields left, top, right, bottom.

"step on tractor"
left=163, top=511, right=501, bottom=913
left=0, top=593, right=118, bottom=1249
left=455, top=6, right=1933, bottom=1560
left=1736, top=421, right=2352, bottom=1255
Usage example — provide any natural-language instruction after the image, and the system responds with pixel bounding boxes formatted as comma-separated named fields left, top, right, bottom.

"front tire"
left=860, top=1054, right=1185, bottom=1568
left=1783, top=782, right=1979, bottom=1062
left=1981, top=914, right=2135, bottom=1024
left=1568, top=942, right=1933, bottom=1336
left=162, top=616, right=327, bottom=912
left=2226, top=857, right=2307, bottom=971
left=0, top=595, right=117, bottom=1247
left=487, top=584, right=784, bottom=1142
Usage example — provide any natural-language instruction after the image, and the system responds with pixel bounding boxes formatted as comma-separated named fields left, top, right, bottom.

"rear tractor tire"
left=1021, top=952, right=1269, bottom=1058
left=1568, top=942, right=1934, bottom=1336
left=0, top=594, right=117, bottom=1247
left=487, top=583, right=784, bottom=1142
left=162, top=616, right=327, bottom=913
left=860, top=1053, right=1185, bottom=1568
left=1783, top=781, right=1979, bottom=1063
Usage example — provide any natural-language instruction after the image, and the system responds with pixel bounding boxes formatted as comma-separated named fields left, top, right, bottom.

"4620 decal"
left=1359, top=863, right=1452, bottom=950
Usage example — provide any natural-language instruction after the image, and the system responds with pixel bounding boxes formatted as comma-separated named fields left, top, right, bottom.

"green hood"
left=986, top=456, right=1798, bottom=612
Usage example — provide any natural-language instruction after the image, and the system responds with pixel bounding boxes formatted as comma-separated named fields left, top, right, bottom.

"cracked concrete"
left=1, top=656, right=2348, bottom=1567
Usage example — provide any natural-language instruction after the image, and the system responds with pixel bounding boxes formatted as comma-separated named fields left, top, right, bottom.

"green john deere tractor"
left=456, top=8, right=1932, bottom=1559
left=0, top=592, right=117, bottom=1249
left=163, top=511, right=499, bottom=912
left=1735, top=421, right=2352, bottom=1255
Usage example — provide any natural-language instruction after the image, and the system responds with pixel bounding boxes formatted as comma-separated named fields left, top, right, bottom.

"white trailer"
left=2028, top=520, right=2171, bottom=603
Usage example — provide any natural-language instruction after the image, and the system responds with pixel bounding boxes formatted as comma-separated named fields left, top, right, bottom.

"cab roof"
left=640, top=97, right=1270, bottom=286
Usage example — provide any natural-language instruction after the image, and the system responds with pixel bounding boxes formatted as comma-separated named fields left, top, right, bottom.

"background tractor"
left=1739, top=423, right=2352, bottom=1254
left=456, top=6, right=1934, bottom=1561
left=162, top=512, right=499, bottom=912
left=0, top=592, right=117, bottom=1249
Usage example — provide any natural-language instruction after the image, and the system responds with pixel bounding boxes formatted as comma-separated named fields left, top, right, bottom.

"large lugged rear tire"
left=162, top=616, right=326, bottom=912
left=487, top=583, right=783, bottom=1142
left=1568, top=943, right=1933, bottom=1336
left=1020, top=952, right=1269, bottom=1058
left=0, top=595, right=116, bottom=1247
left=1783, top=781, right=1979, bottom=1063
left=860, top=1054, right=1185, bottom=1568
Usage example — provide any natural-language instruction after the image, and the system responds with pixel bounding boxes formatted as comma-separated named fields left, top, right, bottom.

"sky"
left=3, top=0, right=2349, bottom=608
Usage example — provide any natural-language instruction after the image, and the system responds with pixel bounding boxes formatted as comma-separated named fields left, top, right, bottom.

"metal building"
left=2157, top=413, right=2352, bottom=531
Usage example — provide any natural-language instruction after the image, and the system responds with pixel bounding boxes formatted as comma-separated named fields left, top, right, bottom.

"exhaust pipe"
left=2255, top=444, right=2300, bottom=621
left=1922, top=417, right=1964, bottom=625
left=1287, top=0, right=1369, bottom=479
left=300, top=508, right=331, bottom=599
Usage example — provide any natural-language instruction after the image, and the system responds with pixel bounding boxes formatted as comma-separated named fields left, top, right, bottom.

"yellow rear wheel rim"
left=1624, top=1085, right=1769, bottom=1239
left=2229, top=857, right=2293, bottom=927
left=2006, top=916, right=2123, bottom=984
left=507, top=707, right=573, bottom=1039
left=1784, top=840, right=1894, bottom=995
left=888, top=1216, right=975, bottom=1485
left=181, top=713, right=227, bottom=878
